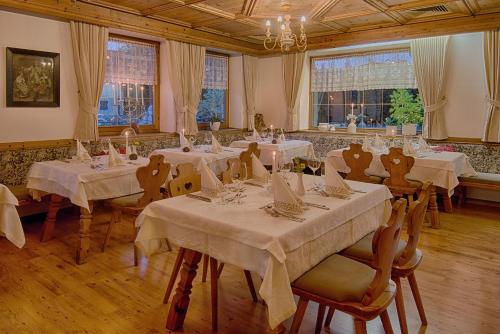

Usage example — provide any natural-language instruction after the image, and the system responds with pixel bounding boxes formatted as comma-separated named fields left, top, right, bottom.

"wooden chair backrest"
left=222, top=158, right=242, bottom=184
left=381, top=147, right=415, bottom=188
left=342, top=143, right=374, bottom=182
left=397, top=181, right=432, bottom=266
left=136, top=155, right=171, bottom=207
left=362, top=198, right=406, bottom=306
left=239, top=142, right=260, bottom=179
left=168, top=163, right=201, bottom=197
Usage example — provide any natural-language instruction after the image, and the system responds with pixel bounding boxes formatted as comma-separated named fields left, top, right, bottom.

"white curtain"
left=243, top=55, right=258, bottom=130
left=411, top=36, right=450, bottom=140
left=203, top=54, right=228, bottom=90
left=166, top=41, right=206, bottom=135
left=311, top=49, right=416, bottom=92
left=282, top=53, right=306, bottom=131
left=482, top=30, right=500, bottom=142
left=70, top=21, right=108, bottom=141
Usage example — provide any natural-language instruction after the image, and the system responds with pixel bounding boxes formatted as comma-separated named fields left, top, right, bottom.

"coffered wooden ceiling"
left=1, top=0, right=500, bottom=54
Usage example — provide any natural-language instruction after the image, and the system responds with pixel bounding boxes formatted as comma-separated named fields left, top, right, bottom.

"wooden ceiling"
left=1, top=0, right=500, bottom=54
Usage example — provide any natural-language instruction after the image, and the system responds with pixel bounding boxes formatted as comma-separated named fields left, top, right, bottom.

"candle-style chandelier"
left=264, top=13, right=307, bottom=52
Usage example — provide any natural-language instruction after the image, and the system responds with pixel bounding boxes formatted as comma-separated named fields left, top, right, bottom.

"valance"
left=203, top=54, right=228, bottom=90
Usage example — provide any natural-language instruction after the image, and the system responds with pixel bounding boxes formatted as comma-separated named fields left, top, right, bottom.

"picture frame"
left=6, top=47, right=60, bottom=107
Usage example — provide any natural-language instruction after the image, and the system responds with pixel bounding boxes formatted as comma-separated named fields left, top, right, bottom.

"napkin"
left=373, top=134, right=386, bottom=150
left=362, top=136, right=372, bottom=152
left=325, top=158, right=352, bottom=196
left=179, top=132, right=189, bottom=148
left=108, top=142, right=125, bottom=167
left=280, top=132, right=286, bottom=142
left=200, top=160, right=224, bottom=197
left=76, top=139, right=91, bottom=161
left=418, top=135, right=431, bottom=151
left=272, top=172, right=303, bottom=215
left=252, top=153, right=270, bottom=182
left=403, top=138, right=416, bottom=156
left=211, top=134, right=222, bottom=153
left=253, top=128, right=261, bottom=141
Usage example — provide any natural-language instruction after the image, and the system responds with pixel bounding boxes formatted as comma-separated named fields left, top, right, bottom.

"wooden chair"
left=289, top=199, right=407, bottom=334
left=381, top=147, right=422, bottom=206
left=168, top=163, right=201, bottom=197
left=239, top=142, right=261, bottom=179
left=341, top=182, right=432, bottom=334
left=221, top=158, right=243, bottom=184
left=342, top=143, right=383, bottom=184
left=102, top=155, right=171, bottom=266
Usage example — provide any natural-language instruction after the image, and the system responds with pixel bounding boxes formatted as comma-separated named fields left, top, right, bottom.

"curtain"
left=243, top=55, right=258, bottom=130
left=282, top=53, right=306, bottom=131
left=482, top=30, right=500, bottom=142
left=165, top=41, right=206, bottom=135
left=411, top=36, right=450, bottom=140
left=70, top=21, right=108, bottom=141
left=203, top=54, right=228, bottom=90
left=311, top=49, right=416, bottom=92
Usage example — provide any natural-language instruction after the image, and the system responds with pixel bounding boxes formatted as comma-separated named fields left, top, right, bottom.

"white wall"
left=0, top=10, right=79, bottom=142
left=256, top=56, right=287, bottom=129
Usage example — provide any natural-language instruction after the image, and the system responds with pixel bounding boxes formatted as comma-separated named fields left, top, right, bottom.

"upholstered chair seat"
left=342, top=232, right=408, bottom=264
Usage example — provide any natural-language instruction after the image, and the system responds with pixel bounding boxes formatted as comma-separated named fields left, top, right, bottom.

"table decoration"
left=252, top=153, right=270, bottom=183
left=211, top=134, right=222, bottom=153
left=108, top=142, right=125, bottom=167
left=272, top=172, right=303, bottom=215
left=325, top=159, right=353, bottom=198
left=200, top=161, right=224, bottom=197
left=75, top=139, right=91, bottom=161
left=346, top=113, right=357, bottom=134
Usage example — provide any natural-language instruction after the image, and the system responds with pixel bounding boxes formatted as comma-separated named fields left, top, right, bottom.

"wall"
left=228, top=55, right=246, bottom=129
left=0, top=10, right=79, bottom=142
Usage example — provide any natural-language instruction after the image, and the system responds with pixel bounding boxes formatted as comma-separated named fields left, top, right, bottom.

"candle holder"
left=346, top=114, right=357, bottom=134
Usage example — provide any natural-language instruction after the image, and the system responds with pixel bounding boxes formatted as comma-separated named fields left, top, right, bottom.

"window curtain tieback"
left=424, top=97, right=448, bottom=114
left=486, top=97, right=500, bottom=108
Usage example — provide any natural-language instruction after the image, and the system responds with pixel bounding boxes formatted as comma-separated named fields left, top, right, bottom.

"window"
left=197, top=53, right=229, bottom=127
left=310, top=49, right=421, bottom=129
left=98, top=36, right=159, bottom=132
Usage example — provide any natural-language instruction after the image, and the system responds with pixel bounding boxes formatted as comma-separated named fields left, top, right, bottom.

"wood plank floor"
left=1, top=203, right=499, bottom=334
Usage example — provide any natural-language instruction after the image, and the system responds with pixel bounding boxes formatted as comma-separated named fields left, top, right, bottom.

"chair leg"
left=408, top=272, right=428, bottom=326
left=289, top=297, right=309, bottom=334
left=243, top=270, right=259, bottom=303
left=315, top=304, right=326, bottom=334
left=133, top=225, right=140, bottom=266
left=324, top=306, right=335, bottom=328
left=354, top=319, right=367, bottom=334
left=163, top=247, right=186, bottom=304
left=210, top=257, right=219, bottom=332
left=380, top=310, right=394, bottom=334
left=102, top=209, right=121, bottom=252
left=202, top=254, right=209, bottom=283
left=217, top=263, right=225, bottom=278
left=394, top=276, right=409, bottom=334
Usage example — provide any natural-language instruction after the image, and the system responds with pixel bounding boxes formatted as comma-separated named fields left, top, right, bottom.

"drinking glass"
left=308, top=159, right=321, bottom=176
left=100, top=137, right=110, bottom=155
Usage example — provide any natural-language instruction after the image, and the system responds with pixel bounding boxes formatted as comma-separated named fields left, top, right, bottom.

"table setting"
left=0, top=184, right=25, bottom=248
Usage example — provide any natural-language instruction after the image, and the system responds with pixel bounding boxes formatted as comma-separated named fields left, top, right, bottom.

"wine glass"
left=308, top=158, right=321, bottom=176
left=100, top=137, right=110, bottom=155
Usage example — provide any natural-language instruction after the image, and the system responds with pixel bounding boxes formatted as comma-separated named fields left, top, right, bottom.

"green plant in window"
left=388, top=89, right=424, bottom=125
left=209, top=112, right=222, bottom=123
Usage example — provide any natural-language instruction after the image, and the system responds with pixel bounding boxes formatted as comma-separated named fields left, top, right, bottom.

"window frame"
left=197, top=51, right=230, bottom=130
left=309, top=47, right=415, bottom=132
left=98, top=33, right=160, bottom=136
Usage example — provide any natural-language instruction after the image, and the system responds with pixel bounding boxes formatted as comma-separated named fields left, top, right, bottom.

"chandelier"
left=264, top=14, right=307, bottom=52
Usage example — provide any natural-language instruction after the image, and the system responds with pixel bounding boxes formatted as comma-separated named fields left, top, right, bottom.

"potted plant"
left=388, top=89, right=424, bottom=136
left=209, top=112, right=222, bottom=131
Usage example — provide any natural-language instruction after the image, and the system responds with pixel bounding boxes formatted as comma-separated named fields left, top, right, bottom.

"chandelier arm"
left=264, top=36, right=279, bottom=51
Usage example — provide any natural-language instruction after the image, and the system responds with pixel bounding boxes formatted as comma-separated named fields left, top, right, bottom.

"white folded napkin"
left=108, top=142, right=125, bottom=167
left=76, top=139, right=91, bottom=161
left=325, top=158, right=352, bottom=196
left=200, top=160, right=224, bottom=197
left=362, top=136, right=372, bottom=152
left=272, top=172, right=303, bottom=215
left=373, top=134, right=386, bottom=150
left=403, top=138, right=416, bottom=156
left=280, top=133, right=286, bottom=142
left=418, top=135, right=431, bottom=151
left=252, top=153, right=270, bottom=183
left=253, top=128, right=261, bottom=141
left=179, top=132, right=189, bottom=148
left=211, top=134, right=222, bottom=153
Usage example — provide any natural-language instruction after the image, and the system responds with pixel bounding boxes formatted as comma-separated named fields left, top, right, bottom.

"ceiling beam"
left=362, top=0, right=407, bottom=24
left=388, top=0, right=457, bottom=12
left=241, top=0, right=258, bottom=17
left=310, top=0, right=341, bottom=20
left=141, top=0, right=207, bottom=16
left=189, top=3, right=261, bottom=28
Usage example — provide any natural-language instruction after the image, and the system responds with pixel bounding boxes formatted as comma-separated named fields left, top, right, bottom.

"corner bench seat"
left=457, top=172, right=500, bottom=205
left=7, top=184, right=70, bottom=218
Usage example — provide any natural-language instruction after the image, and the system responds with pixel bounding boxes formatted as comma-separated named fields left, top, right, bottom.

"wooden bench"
left=457, top=172, right=500, bottom=206
left=8, top=184, right=70, bottom=218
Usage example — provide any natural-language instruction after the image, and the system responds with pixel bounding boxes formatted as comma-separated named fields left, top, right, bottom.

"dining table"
left=135, top=174, right=393, bottom=331
left=26, top=155, right=149, bottom=264
left=0, top=184, right=25, bottom=248
left=150, top=145, right=243, bottom=176
left=229, top=139, right=315, bottom=165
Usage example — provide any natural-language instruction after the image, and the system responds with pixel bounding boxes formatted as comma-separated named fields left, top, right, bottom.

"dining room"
left=1, top=0, right=500, bottom=333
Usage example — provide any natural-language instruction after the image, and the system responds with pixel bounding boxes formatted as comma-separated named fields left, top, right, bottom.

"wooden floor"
left=1, top=203, right=499, bottom=334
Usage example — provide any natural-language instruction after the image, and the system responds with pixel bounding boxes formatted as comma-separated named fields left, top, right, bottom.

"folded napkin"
left=108, top=142, right=125, bottom=167
left=418, top=135, right=431, bottom=151
left=252, top=153, right=270, bottom=183
left=403, top=138, right=416, bottom=156
left=362, top=136, right=372, bottom=152
left=253, top=128, right=261, bottom=141
left=179, top=132, right=189, bottom=148
left=0, top=184, right=19, bottom=206
left=76, top=139, right=91, bottom=161
left=373, top=134, right=386, bottom=150
left=200, top=160, right=224, bottom=197
left=280, top=132, right=286, bottom=142
left=211, top=134, right=222, bottom=153
left=325, top=158, right=352, bottom=196
left=272, top=172, right=303, bottom=215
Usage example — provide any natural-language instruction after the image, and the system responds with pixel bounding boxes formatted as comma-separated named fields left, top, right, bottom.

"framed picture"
left=6, top=47, right=60, bottom=107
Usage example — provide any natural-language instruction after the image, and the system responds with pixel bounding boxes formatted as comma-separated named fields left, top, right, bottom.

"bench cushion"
left=459, top=172, right=500, bottom=186
left=8, top=184, right=32, bottom=201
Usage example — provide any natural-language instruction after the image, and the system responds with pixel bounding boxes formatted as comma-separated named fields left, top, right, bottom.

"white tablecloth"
left=135, top=175, right=392, bottom=328
left=327, top=149, right=477, bottom=196
left=229, top=140, right=315, bottom=165
left=0, top=184, right=25, bottom=248
left=150, top=145, right=243, bottom=176
left=27, top=156, right=149, bottom=211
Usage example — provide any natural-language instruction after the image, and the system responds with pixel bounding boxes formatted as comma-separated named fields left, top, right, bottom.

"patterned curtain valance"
left=203, top=54, right=228, bottom=90
left=311, top=49, right=417, bottom=92
left=105, top=37, right=157, bottom=85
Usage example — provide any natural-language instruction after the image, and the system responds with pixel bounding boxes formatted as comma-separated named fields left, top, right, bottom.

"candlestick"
left=272, top=151, right=277, bottom=174
left=182, top=128, right=185, bottom=137
left=112, top=84, right=116, bottom=105
left=351, top=103, right=354, bottom=116
left=141, top=86, right=144, bottom=104
left=135, top=84, right=138, bottom=102
left=125, top=133, right=129, bottom=156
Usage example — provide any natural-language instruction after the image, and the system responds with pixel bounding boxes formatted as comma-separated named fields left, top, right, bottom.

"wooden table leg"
left=429, top=186, right=441, bottom=229
left=166, top=249, right=203, bottom=331
left=40, top=194, right=63, bottom=242
left=76, top=201, right=93, bottom=265
left=442, top=193, right=453, bottom=213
